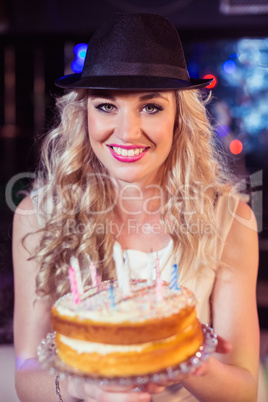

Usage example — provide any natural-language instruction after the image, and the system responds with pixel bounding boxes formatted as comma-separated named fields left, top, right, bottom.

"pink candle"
left=68, top=266, right=80, bottom=304
left=89, top=261, right=98, bottom=287
left=97, top=272, right=101, bottom=291
left=70, top=256, right=83, bottom=295
left=155, top=255, right=163, bottom=300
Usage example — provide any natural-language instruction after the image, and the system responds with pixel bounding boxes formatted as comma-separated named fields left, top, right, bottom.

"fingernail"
left=138, top=394, right=150, bottom=401
left=193, top=367, right=202, bottom=376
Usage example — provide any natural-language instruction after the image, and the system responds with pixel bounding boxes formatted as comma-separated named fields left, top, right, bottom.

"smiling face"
left=87, top=90, right=177, bottom=187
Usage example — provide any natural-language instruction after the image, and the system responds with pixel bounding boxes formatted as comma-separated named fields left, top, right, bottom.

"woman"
left=13, top=13, right=259, bottom=401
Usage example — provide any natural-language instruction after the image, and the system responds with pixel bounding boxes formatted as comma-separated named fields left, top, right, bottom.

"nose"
left=114, top=109, right=141, bottom=142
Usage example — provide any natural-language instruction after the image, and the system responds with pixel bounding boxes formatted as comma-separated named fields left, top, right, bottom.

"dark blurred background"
left=0, top=1, right=268, bottom=400
left=0, top=0, right=268, bottom=346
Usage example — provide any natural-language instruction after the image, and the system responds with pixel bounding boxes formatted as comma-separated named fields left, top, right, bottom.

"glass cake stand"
left=37, top=324, right=218, bottom=386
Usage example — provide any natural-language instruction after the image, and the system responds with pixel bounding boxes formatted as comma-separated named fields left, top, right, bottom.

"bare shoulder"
left=221, top=199, right=258, bottom=278
left=13, top=194, right=38, bottom=226
left=234, top=199, right=257, bottom=230
left=212, top=199, right=259, bottom=379
left=13, top=196, right=52, bottom=360
left=13, top=195, right=41, bottom=254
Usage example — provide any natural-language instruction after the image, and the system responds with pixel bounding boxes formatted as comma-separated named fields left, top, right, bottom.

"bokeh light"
left=223, top=60, right=237, bottom=74
left=230, top=139, right=243, bottom=155
left=217, top=38, right=268, bottom=143
left=216, top=124, right=230, bottom=138
left=203, top=74, right=217, bottom=88
left=71, top=43, right=88, bottom=73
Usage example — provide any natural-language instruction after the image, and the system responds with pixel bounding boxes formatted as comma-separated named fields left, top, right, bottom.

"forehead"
left=87, top=89, right=176, bottom=101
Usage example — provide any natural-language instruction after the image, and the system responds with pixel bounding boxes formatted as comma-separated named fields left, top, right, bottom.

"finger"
left=101, top=385, right=135, bottom=392
left=98, top=390, right=152, bottom=401
left=215, top=335, right=232, bottom=354
left=145, top=373, right=186, bottom=388
left=191, top=361, right=209, bottom=376
left=88, top=384, right=152, bottom=401
left=142, top=383, right=165, bottom=394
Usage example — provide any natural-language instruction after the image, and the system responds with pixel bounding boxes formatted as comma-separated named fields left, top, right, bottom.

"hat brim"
left=55, top=74, right=213, bottom=91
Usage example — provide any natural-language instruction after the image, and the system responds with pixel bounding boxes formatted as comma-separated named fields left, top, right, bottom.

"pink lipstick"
left=107, top=144, right=149, bottom=163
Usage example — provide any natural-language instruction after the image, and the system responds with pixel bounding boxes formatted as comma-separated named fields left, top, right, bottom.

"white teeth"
left=112, top=147, right=146, bottom=156
left=113, top=147, right=122, bottom=155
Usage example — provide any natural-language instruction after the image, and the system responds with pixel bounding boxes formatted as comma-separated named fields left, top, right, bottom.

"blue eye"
left=96, top=103, right=116, bottom=113
left=143, top=103, right=163, bottom=114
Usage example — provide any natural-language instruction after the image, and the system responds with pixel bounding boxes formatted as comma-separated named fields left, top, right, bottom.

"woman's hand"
left=143, top=334, right=232, bottom=389
left=67, top=380, right=158, bottom=401
left=191, top=334, right=232, bottom=377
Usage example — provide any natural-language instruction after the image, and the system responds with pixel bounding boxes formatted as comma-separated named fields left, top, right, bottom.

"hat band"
left=82, top=62, right=190, bottom=81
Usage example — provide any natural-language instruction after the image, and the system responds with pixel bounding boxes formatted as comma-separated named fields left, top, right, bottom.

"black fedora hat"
left=56, top=13, right=212, bottom=91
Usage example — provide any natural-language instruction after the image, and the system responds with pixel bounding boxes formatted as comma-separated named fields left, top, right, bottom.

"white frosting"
left=54, top=280, right=196, bottom=324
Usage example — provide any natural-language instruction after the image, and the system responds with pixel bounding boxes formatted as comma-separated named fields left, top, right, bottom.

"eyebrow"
left=89, top=94, right=116, bottom=101
left=88, top=92, right=169, bottom=102
left=139, top=93, right=168, bottom=101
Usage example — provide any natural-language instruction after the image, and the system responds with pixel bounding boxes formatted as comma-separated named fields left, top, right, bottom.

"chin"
left=115, top=175, right=142, bottom=184
left=107, top=166, right=160, bottom=186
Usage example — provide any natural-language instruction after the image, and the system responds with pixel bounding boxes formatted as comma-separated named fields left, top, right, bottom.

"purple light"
left=74, top=43, right=87, bottom=59
left=71, top=43, right=88, bottom=73
left=71, top=59, right=84, bottom=73
left=216, top=124, right=230, bottom=138
left=75, top=44, right=87, bottom=60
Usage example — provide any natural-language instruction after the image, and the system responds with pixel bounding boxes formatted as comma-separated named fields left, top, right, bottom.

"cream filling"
left=59, top=333, right=177, bottom=355
left=113, top=147, right=145, bottom=156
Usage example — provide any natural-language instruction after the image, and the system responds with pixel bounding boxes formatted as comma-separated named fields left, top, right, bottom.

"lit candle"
left=109, top=280, right=116, bottom=308
left=68, top=266, right=80, bottom=304
left=146, top=250, right=154, bottom=286
left=96, top=271, right=101, bottom=291
left=170, top=264, right=180, bottom=291
left=70, top=256, right=83, bottom=295
left=122, top=251, right=131, bottom=296
left=155, top=254, right=163, bottom=300
left=113, top=242, right=130, bottom=296
left=113, top=241, right=124, bottom=290
left=89, top=261, right=98, bottom=287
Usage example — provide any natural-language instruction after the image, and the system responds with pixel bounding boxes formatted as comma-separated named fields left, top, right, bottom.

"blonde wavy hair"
left=30, top=88, right=232, bottom=301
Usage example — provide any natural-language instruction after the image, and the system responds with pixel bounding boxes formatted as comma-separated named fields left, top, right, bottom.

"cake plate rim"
left=37, top=324, right=218, bottom=386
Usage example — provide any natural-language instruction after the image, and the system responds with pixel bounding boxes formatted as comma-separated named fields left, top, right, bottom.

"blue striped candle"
left=109, top=280, right=116, bottom=308
left=170, top=264, right=180, bottom=290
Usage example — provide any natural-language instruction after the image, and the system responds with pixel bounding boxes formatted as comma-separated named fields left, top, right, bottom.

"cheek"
left=87, top=114, right=112, bottom=147
left=87, top=114, right=98, bottom=142
left=150, top=119, right=174, bottom=148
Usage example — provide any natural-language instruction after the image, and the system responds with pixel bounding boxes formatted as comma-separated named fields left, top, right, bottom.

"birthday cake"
left=51, top=280, right=203, bottom=377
